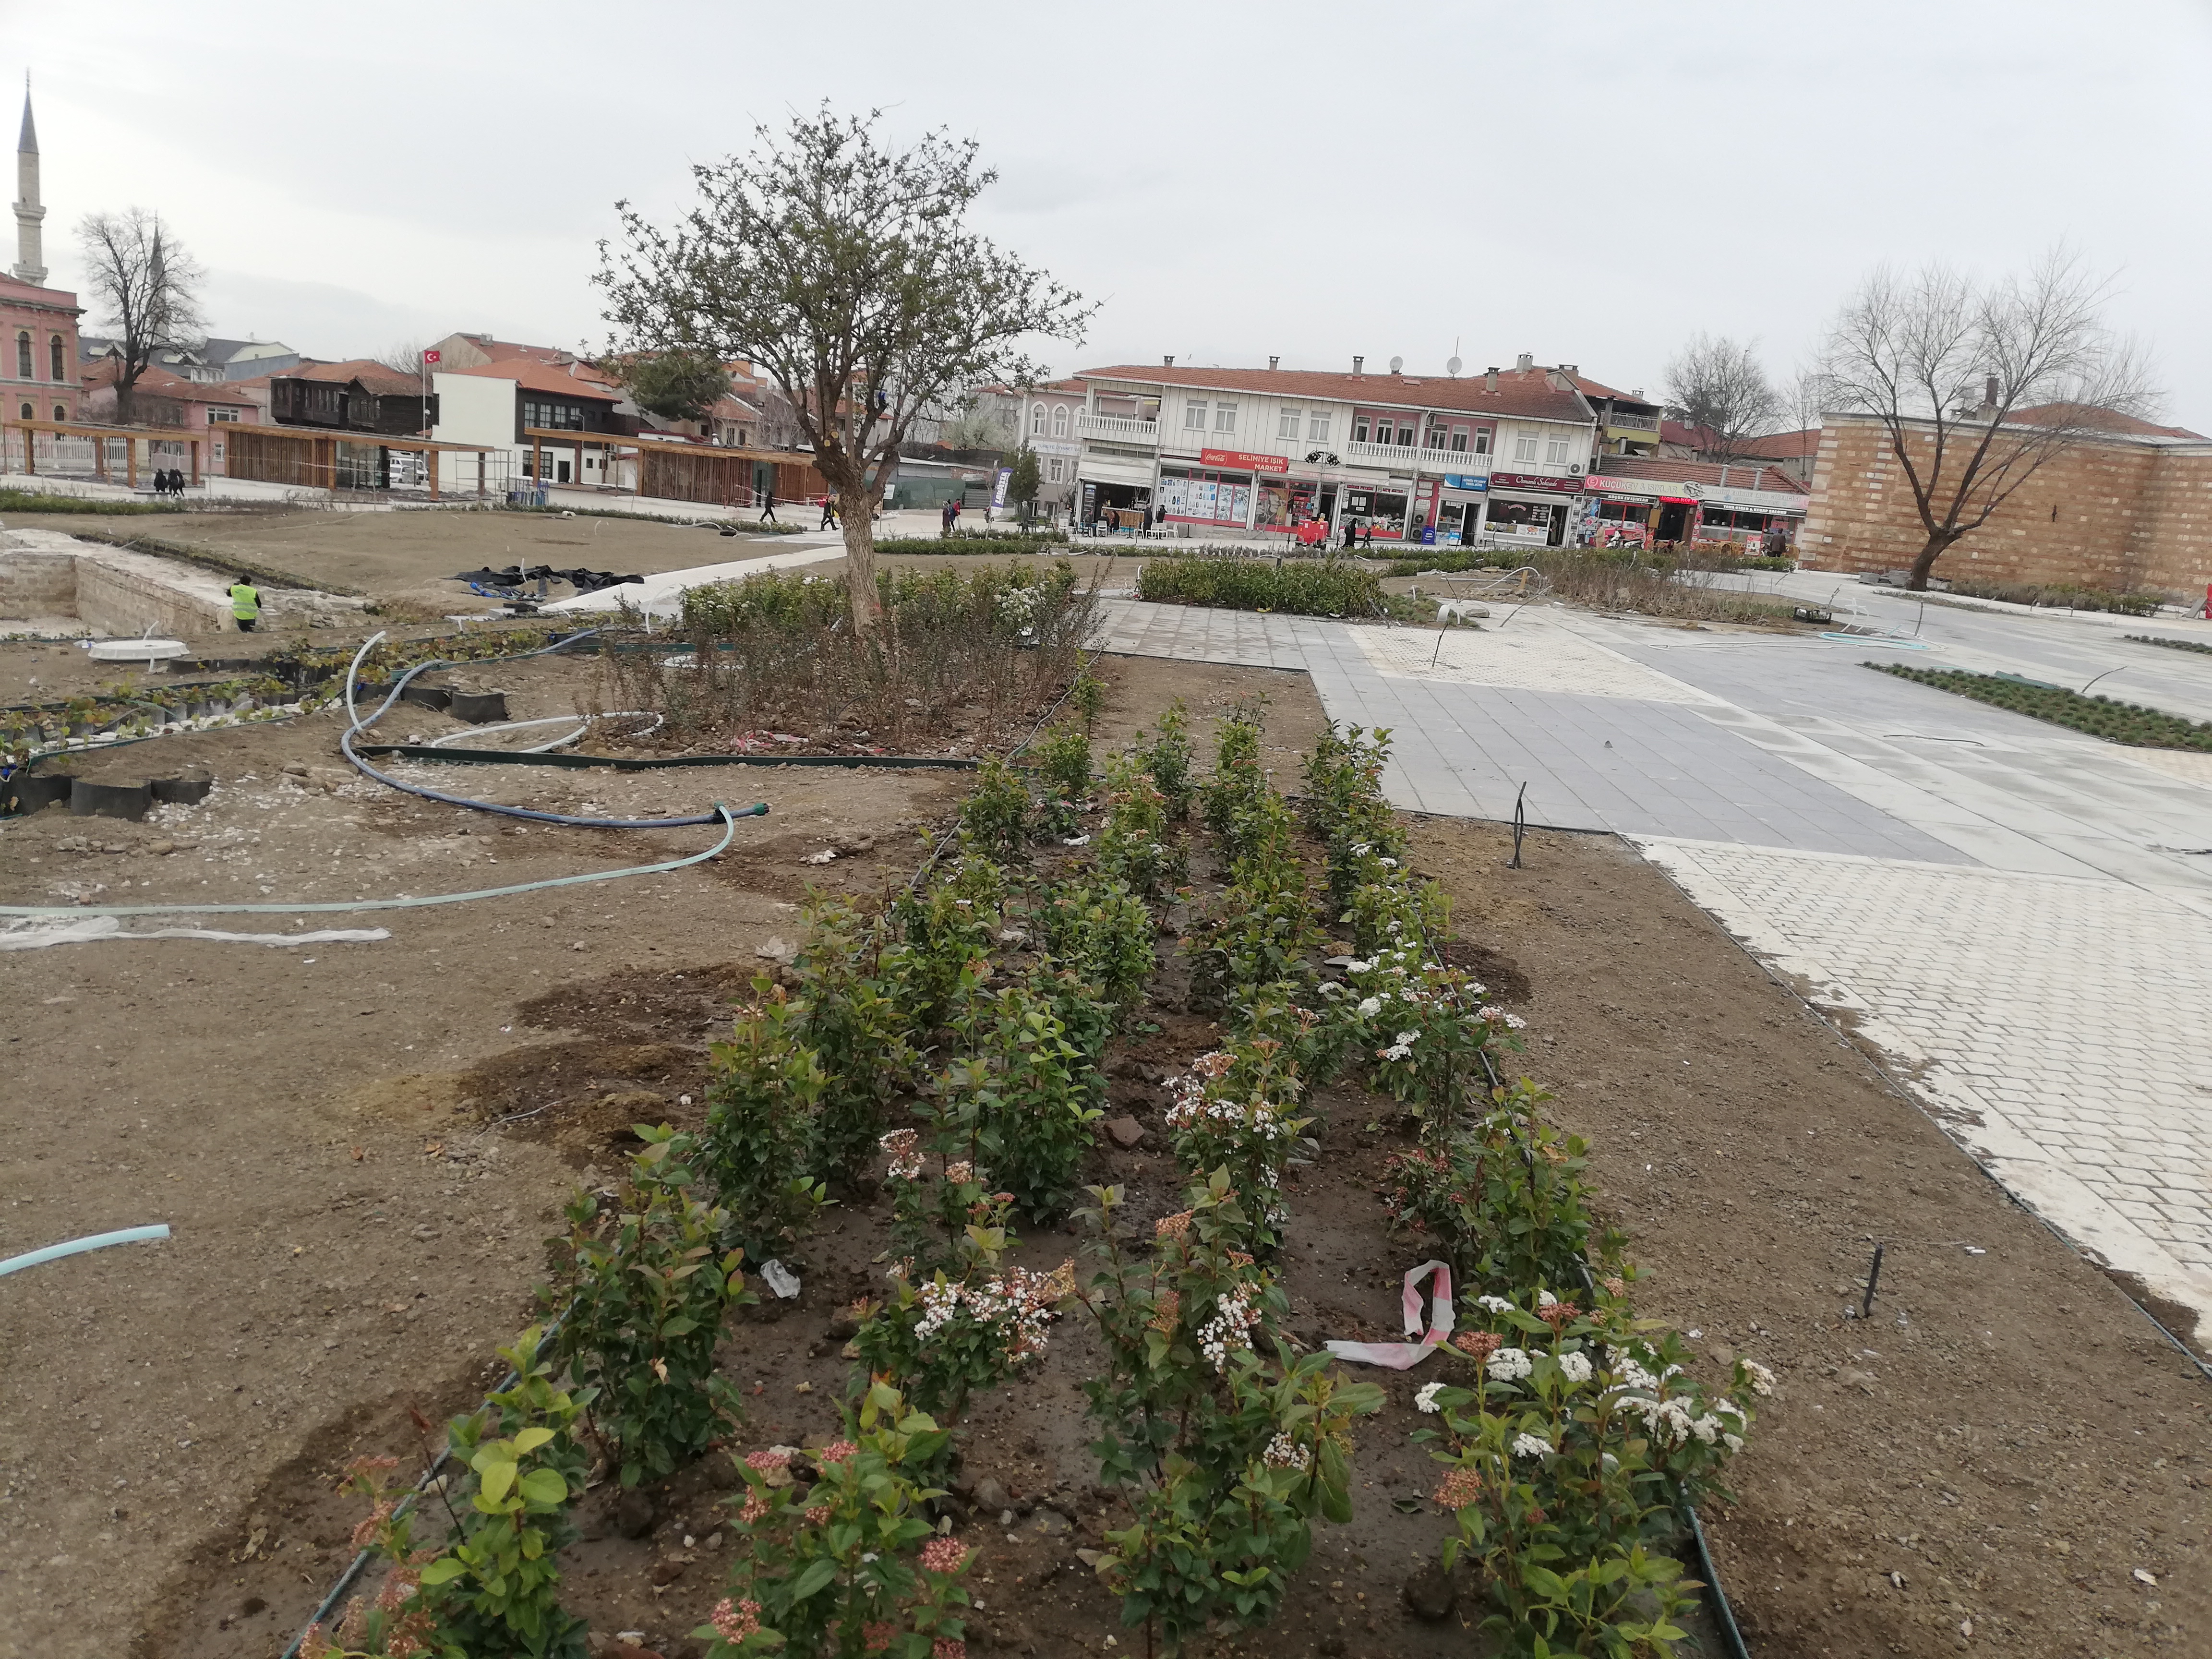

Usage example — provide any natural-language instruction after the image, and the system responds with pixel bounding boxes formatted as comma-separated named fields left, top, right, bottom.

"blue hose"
left=0, top=1224, right=170, bottom=1278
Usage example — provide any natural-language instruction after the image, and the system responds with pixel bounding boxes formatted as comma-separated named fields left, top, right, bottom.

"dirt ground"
left=4, top=639, right=2207, bottom=1659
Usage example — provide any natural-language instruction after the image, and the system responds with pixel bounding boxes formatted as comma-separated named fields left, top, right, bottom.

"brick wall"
left=1800, top=416, right=2212, bottom=597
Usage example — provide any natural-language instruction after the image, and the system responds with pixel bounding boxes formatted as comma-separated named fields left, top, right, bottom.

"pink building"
left=2, top=87, right=80, bottom=426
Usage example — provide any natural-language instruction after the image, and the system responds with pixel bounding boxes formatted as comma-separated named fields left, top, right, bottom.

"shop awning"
left=1080, top=453, right=1155, bottom=487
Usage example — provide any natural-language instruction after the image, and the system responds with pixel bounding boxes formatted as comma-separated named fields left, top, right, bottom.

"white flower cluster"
left=1198, top=1287, right=1260, bottom=1373
left=1474, top=1294, right=1515, bottom=1314
left=1164, top=1074, right=1292, bottom=1140
left=1559, top=1350, right=1593, bottom=1385
left=1262, top=1432, right=1311, bottom=1471
left=1510, top=1432, right=1552, bottom=1459
left=879, top=1129, right=924, bottom=1182
left=1380, top=1029, right=1419, bottom=1062
left=1617, top=1391, right=1730, bottom=1450
left=1414, top=1381, right=1445, bottom=1414
left=1742, top=1359, right=1776, bottom=1396
left=1488, top=1347, right=1533, bottom=1382
left=995, top=585, right=1042, bottom=624
left=1476, top=1005, right=1528, bottom=1030
left=907, top=1269, right=1058, bottom=1363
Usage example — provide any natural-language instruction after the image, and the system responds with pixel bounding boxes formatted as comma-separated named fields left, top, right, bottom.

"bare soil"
left=3, top=640, right=2204, bottom=1659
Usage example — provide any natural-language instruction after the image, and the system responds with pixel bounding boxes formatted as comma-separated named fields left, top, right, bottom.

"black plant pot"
left=3, top=772, right=73, bottom=815
left=449, top=690, right=509, bottom=723
left=152, top=776, right=213, bottom=805
left=399, top=685, right=452, bottom=713
left=71, top=780, right=153, bottom=821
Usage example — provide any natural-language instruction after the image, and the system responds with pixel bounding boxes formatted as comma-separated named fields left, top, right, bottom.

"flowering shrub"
left=1140, top=697, right=1196, bottom=821
left=304, top=1459, right=442, bottom=1658
left=699, top=1382, right=975, bottom=1658
left=1199, top=700, right=1272, bottom=855
left=792, top=895, right=920, bottom=1182
left=856, top=1256, right=1076, bottom=1423
left=1346, top=951, right=1523, bottom=1137
left=1072, top=1178, right=1383, bottom=1647
left=1184, top=796, right=1324, bottom=1010
left=1416, top=1298, right=1767, bottom=1656
left=701, top=982, right=831, bottom=1263
left=937, top=984, right=1101, bottom=1221
left=550, top=1128, right=754, bottom=1488
left=1162, top=1045, right=1311, bottom=1253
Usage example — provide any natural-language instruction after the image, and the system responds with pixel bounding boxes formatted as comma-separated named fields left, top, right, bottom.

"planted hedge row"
left=2128, top=633, right=2212, bottom=658
left=1135, top=555, right=1388, bottom=617
left=1869, top=661, right=2212, bottom=751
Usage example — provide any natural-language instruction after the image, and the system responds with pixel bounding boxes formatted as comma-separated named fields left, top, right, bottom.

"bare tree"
left=76, top=208, right=205, bottom=425
left=1662, top=333, right=1780, bottom=463
left=373, top=339, right=430, bottom=376
left=597, top=106, right=1093, bottom=629
left=1818, top=249, right=2159, bottom=589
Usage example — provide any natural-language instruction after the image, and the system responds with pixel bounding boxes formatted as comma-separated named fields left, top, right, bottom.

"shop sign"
left=1200, top=447, right=1289, bottom=475
left=1442, top=473, right=1489, bottom=491
left=1487, top=471, right=1584, bottom=494
left=1659, top=495, right=1699, bottom=505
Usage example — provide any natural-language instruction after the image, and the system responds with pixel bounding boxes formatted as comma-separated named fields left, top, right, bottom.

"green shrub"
left=789, top=896, right=918, bottom=1182
left=700, top=983, right=831, bottom=1262
left=1095, top=754, right=1185, bottom=899
left=1033, top=720, right=1094, bottom=806
left=1034, top=877, right=1157, bottom=1013
left=1942, top=577, right=2161, bottom=615
left=890, top=854, right=1005, bottom=1032
left=1868, top=661, right=2212, bottom=750
left=875, top=532, right=1069, bottom=556
left=1140, top=697, right=1197, bottom=819
left=550, top=1129, right=753, bottom=1488
left=938, top=984, right=1100, bottom=1222
left=957, top=756, right=1030, bottom=860
left=2128, top=633, right=2212, bottom=658
left=1137, top=555, right=1387, bottom=617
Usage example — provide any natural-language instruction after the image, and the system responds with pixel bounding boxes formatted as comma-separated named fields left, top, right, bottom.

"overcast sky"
left=10, top=0, right=2210, bottom=428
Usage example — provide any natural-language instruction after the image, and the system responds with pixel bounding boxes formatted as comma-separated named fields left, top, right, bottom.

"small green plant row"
left=2128, top=632, right=2212, bottom=658
left=1941, top=577, right=2164, bottom=616
left=1135, top=554, right=1390, bottom=618
left=2, top=679, right=306, bottom=761
left=875, top=532, right=1070, bottom=556
left=1867, top=661, right=2212, bottom=751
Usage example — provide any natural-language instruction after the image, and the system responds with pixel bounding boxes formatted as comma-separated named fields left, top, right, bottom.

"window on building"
left=1450, top=426, right=1469, bottom=452
left=48, top=335, right=63, bottom=382
left=1052, top=405, right=1068, bottom=438
left=208, top=407, right=240, bottom=422
left=1184, top=399, right=1207, bottom=429
left=1353, top=414, right=1371, bottom=444
left=52, top=403, right=65, bottom=422
left=1474, top=428, right=1492, bottom=455
left=1425, top=423, right=1448, bottom=450
left=521, top=398, right=585, bottom=431
left=1278, top=406, right=1301, bottom=439
left=17, top=401, right=30, bottom=420
left=14, top=333, right=28, bottom=379
left=1047, top=457, right=1064, bottom=482
left=1031, top=403, right=1046, bottom=435
left=1394, top=420, right=1416, bottom=446
left=1308, top=410, right=1330, bottom=441
left=1214, top=401, right=1238, bottom=433
left=1545, top=435, right=1571, bottom=465
left=1514, top=434, right=1539, bottom=462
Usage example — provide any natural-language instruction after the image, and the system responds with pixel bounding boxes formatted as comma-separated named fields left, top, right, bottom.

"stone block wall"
left=1799, top=417, right=2212, bottom=597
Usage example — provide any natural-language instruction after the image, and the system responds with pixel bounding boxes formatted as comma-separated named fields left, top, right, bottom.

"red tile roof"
left=81, top=360, right=261, bottom=405
left=1075, top=363, right=1592, bottom=423
left=438, top=359, right=625, bottom=401
left=2007, top=403, right=2206, bottom=441
left=1592, top=455, right=1808, bottom=495
left=277, top=359, right=424, bottom=397
left=1568, top=373, right=1657, bottom=407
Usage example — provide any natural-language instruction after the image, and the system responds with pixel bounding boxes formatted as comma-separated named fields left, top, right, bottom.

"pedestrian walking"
left=758, top=483, right=780, bottom=524
left=228, top=576, right=261, bottom=634
left=818, top=494, right=838, bottom=530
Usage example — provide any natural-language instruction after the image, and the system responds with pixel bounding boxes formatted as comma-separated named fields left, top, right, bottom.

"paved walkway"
left=1097, top=596, right=2212, bottom=1336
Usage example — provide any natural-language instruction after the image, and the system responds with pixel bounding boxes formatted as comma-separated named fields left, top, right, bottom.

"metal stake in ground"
left=1508, top=781, right=1527, bottom=870
left=1861, top=1242, right=1886, bottom=1321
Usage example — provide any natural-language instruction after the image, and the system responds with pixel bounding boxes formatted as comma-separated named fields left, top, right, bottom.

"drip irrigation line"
left=355, top=742, right=980, bottom=773
left=0, top=803, right=751, bottom=917
left=0, top=1223, right=170, bottom=1277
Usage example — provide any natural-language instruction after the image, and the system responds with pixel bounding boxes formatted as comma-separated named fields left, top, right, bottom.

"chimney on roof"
left=1352, top=356, right=1364, bottom=375
left=1515, top=352, right=1534, bottom=373
left=1268, top=355, right=1279, bottom=371
left=1163, top=354, right=1174, bottom=367
left=1484, top=367, right=1499, bottom=392
left=1546, top=369, right=1568, bottom=390
left=1983, top=373, right=2000, bottom=415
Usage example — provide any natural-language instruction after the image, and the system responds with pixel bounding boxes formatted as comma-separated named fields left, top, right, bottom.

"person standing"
left=759, top=482, right=780, bottom=524
left=228, top=576, right=261, bottom=633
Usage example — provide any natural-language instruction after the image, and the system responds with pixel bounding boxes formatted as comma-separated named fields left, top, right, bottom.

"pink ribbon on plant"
left=1324, top=1260, right=1455, bottom=1369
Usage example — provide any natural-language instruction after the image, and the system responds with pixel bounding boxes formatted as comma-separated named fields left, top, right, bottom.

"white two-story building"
left=1070, top=352, right=1600, bottom=547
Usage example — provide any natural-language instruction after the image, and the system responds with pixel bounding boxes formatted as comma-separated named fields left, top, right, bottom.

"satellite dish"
left=1389, top=355, right=1404, bottom=374
left=1447, top=356, right=1463, bottom=377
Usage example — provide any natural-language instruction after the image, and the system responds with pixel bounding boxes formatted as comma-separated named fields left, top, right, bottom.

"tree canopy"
left=1661, top=334, right=1779, bottom=463
left=612, top=349, right=734, bottom=422
left=76, top=208, right=205, bottom=422
left=597, top=106, right=1092, bottom=626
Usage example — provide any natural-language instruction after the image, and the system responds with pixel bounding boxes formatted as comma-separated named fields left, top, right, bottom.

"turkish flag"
left=422, top=349, right=441, bottom=363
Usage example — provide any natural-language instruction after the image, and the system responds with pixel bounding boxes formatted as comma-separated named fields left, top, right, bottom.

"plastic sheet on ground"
left=0, top=916, right=392, bottom=950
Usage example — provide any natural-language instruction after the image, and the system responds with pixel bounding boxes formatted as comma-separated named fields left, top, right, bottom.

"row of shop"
left=1079, top=447, right=1804, bottom=548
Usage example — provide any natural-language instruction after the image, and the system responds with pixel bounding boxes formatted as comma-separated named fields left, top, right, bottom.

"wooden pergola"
left=523, top=428, right=828, bottom=508
left=221, top=424, right=501, bottom=500
left=3, top=418, right=208, bottom=488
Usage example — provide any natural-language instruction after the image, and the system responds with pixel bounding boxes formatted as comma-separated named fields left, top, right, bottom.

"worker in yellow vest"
left=228, top=577, right=261, bottom=633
